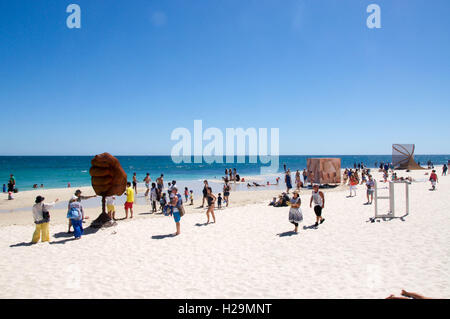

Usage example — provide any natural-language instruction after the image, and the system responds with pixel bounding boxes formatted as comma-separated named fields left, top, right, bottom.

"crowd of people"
left=5, top=159, right=447, bottom=243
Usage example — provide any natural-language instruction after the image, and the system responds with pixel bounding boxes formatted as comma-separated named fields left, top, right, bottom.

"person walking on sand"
left=223, top=183, right=230, bottom=207
left=201, top=180, right=209, bottom=207
left=168, top=187, right=183, bottom=235
left=310, top=185, right=325, bottom=227
left=132, top=173, right=138, bottom=195
left=285, top=169, right=292, bottom=194
left=348, top=173, right=358, bottom=197
left=32, top=196, right=59, bottom=243
left=289, top=190, right=303, bottom=233
left=67, top=199, right=85, bottom=240
left=205, top=187, right=216, bottom=224
left=429, top=170, right=438, bottom=190
left=143, top=173, right=152, bottom=197
left=124, top=182, right=135, bottom=218
left=67, top=189, right=96, bottom=233
left=302, top=169, right=308, bottom=184
left=365, top=175, right=375, bottom=204
left=442, top=164, right=448, bottom=176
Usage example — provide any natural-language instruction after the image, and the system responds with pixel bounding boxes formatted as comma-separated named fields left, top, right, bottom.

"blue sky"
left=0, top=0, right=449, bottom=155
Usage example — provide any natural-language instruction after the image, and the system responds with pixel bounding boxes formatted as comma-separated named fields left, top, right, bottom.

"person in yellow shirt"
left=124, top=182, right=134, bottom=219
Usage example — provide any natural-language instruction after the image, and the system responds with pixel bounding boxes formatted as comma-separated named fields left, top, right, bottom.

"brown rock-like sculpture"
left=89, top=152, right=127, bottom=228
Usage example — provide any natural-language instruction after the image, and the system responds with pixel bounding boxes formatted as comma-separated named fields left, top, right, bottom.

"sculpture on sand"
left=89, top=152, right=127, bottom=228
left=307, top=158, right=341, bottom=184
left=392, top=144, right=423, bottom=170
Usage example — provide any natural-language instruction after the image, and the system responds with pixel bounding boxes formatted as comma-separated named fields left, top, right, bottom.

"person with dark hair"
left=310, top=185, right=325, bottom=227
left=32, top=196, right=59, bottom=243
left=201, top=180, right=209, bottom=207
left=442, top=164, right=448, bottom=176
left=132, top=173, right=138, bottom=194
left=429, top=170, right=438, bottom=191
left=285, top=169, right=292, bottom=194
left=143, top=173, right=151, bottom=197
left=205, top=187, right=216, bottom=224
left=67, top=189, right=96, bottom=233
left=150, top=183, right=158, bottom=213
left=168, top=187, right=183, bottom=235
left=7, top=174, right=15, bottom=192
left=124, top=181, right=134, bottom=218
left=288, top=191, right=303, bottom=233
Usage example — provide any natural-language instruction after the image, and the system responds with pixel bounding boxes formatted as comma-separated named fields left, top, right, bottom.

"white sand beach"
left=0, top=167, right=448, bottom=299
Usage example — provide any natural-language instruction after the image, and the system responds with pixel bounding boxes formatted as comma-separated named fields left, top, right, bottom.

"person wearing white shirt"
left=32, top=195, right=59, bottom=243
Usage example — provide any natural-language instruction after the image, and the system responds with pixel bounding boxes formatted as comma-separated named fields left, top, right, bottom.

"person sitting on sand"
left=32, top=196, right=59, bottom=243
left=310, top=185, right=325, bottom=227
left=288, top=191, right=303, bottom=233
left=268, top=197, right=277, bottom=206
left=205, top=187, right=216, bottom=224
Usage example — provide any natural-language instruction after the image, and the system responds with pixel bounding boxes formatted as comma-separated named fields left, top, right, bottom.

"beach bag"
left=176, top=194, right=185, bottom=217
left=67, top=207, right=80, bottom=220
left=42, top=204, right=50, bottom=222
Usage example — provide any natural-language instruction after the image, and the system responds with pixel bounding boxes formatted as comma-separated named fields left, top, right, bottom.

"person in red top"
left=429, top=170, right=438, bottom=191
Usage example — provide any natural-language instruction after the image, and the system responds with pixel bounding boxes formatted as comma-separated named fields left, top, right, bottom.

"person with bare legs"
left=124, top=182, right=134, bottom=219
left=205, top=187, right=216, bottom=224
left=143, top=173, right=151, bottom=197
left=386, top=290, right=432, bottom=299
left=201, top=180, right=209, bottom=208
left=132, top=173, right=138, bottom=195
left=289, top=191, right=303, bottom=233
left=310, top=184, right=325, bottom=227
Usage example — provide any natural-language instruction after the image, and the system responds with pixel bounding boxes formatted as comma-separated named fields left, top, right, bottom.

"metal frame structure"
left=373, top=180, right=410, bottom=220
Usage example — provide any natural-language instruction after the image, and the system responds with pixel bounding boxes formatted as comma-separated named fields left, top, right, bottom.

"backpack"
left=67, top=205, right=81, bottom=220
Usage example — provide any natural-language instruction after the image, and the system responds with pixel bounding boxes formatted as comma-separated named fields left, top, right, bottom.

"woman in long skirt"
left=289, top=191, right=303, bottom=233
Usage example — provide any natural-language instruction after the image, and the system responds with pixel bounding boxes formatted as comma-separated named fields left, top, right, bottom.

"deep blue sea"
left=1, top=155, right=449, bottom=191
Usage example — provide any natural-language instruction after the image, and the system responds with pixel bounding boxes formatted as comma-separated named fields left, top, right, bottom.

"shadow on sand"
left=277, top=231, right=298, bottom=237
left=151, top=233, right=177, bottom=240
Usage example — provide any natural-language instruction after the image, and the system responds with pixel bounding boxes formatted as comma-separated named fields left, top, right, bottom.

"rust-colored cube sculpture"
left=307, top=158, right=341, bottom=184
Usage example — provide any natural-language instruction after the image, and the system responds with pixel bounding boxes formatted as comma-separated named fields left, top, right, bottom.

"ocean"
left=1, top=155, right=449, bottom=191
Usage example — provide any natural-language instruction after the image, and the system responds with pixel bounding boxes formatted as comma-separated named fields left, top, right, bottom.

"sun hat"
left=35, top=196, right=45, bottom=203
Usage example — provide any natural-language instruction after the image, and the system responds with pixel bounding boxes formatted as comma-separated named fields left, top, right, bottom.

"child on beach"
left=349, top=174, right=358, bottom=197
left=429, top=170, right=438, bottom=190
left=106, top=195, right=116, bottom=220
left=184, top=187, right=189, bottom=203
left=160, top=193, right=167, bottom=214
left=124, top=182, right=134, bottom=218
left=217, top=193, right=222, bottom=209
left=189, top=190, right=194, bottom=205
left=2, top=184, right=6, bottom=193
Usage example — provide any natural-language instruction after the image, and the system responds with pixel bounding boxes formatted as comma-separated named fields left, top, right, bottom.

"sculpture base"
left=90, top=212, right=117, bottom=229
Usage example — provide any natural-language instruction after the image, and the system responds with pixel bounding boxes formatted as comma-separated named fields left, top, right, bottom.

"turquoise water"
left=1, top=155, right=448, bottom=191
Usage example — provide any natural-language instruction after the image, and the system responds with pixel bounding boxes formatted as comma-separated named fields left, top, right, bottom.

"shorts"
left=132, top=181, right=137, bottom=187
left=107, top=204, right=115, bottom=212
left=173, top=211, right=181, bottom=223
left=145, top=183, right=150, bottom=189
left=367, top=189, right=374, bottom=195
left=431, top=180, right=436, bottom=187
left=124, top=202, right=133, bottom=209
left=314, top=205, right=322, bottom=217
